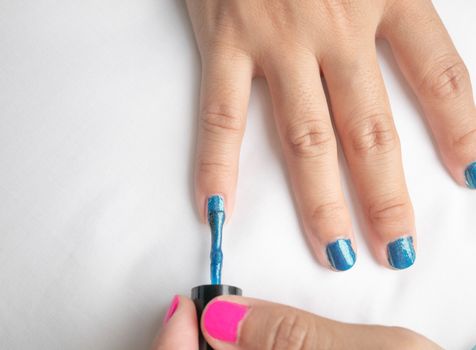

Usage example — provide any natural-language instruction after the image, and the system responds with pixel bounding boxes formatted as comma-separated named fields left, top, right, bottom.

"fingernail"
left=163, top=295, right=180, bottom=325
left=387, top=236, right=416, bottom=270
left=203, top=300, right=248, bottom=343
left=465, top=162, right=476, bottom=189
left=326, top=239, right=356, bottom=271
left=207, top=195, right=225, bottom=285
left=208, top=195, right=225, bottom=214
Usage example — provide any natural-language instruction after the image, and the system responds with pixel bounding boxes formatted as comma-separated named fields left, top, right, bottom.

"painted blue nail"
left=387, top=236, right=415, bottom=270
left=465, top=162, right=476, bottom=189
left=326, top=239, right=356, bottom=271
left=208, top=195, right=225, bottom=285
left=208, top=195, right=225, bottom=213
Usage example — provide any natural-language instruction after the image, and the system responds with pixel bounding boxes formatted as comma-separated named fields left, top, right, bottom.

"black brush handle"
left=191, top=284, right=242, bottom=350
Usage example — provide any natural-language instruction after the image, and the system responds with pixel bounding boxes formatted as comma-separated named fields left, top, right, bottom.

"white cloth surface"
left=1, top=1, right=475, bottom=349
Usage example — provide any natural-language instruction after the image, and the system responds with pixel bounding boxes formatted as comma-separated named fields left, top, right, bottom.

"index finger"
left=195, top=48, right=254, bottom=221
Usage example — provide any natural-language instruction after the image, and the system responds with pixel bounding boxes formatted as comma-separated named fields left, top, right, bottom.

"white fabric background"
left=1, top=1, right=475, bottom=349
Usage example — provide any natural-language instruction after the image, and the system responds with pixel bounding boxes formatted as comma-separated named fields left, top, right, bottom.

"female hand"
left=153, top=295, right=441, bottom=349
left=186, top=0, right=476, bottom=270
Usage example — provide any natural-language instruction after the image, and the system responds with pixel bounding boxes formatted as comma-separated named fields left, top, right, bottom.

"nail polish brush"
left=191, top=195, right=242, bottom=350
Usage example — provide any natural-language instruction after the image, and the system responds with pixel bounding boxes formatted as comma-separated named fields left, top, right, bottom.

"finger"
left=264, top=51, right=356, bottom=271
left=322, top=46, right=416, bottom=270
left=381, top=0, right=476, bottom=188
left=195, top=48, right=253, bottom=222
left=200, top=296, right=441, bottom=350
left=153, top=296, right=198, bottom=350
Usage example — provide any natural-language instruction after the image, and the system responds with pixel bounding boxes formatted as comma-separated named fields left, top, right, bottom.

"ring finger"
left=322, top=45, right=416, bottom=270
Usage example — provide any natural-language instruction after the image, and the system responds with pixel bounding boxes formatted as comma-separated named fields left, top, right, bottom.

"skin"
left=185, top=0, right=476, bottom=269
left=154, top=295, right=442, bottom=349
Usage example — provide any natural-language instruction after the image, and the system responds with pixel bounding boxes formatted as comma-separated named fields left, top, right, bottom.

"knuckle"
left=311, top=201, right=346, bottom=222
left=368, top=196, right=412, bottom=225
left=197, top=159, right=232, bottom=176
left=286, top=119, right=335, bottom=159
left=453, top=127, right=476, bottom=149
left=448, top=126, right=476, bottom=163
left=347, top=113, right=399, bottom=156
left=267, top=313, right=311, bottom=350
left=200, top=106, right=243, bottom=136
left=420, top=55, right=470, bottom=100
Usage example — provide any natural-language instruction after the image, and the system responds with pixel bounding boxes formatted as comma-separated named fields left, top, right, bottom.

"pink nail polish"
left=203, top=300, right=248, bottom=343
left=163, top=295, right=180, bottom=325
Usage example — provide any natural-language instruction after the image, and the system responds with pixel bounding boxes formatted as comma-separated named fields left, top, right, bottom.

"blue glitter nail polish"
left=387, top=236, right=415, bottom=270
left=208, top=195, right=225, bottom=285
left=326, top=239, right=356, bottom=271
left=465, top=162, right=476, bottom=189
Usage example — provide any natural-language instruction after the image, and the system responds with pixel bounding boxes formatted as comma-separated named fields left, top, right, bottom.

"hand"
left=153, top=295, right=441, bottom=349
left=185, top=0, right=476, bottom=270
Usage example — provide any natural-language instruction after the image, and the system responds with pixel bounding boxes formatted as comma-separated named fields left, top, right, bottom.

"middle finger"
left=263, top=49, right=356, bottom=271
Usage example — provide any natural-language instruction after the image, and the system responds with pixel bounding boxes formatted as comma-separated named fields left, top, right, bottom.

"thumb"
left=200, top=295, right=340, bottom=350
left=200, top=296, right=441, bottom=350
left=153, top=295, right=198, bottom=350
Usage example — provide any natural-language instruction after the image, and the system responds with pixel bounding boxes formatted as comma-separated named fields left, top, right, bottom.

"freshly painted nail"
left=465, top=162, right=476, bottom=189
left=163, top=295, right=180, bottom=325
left=208, top=194, right=225, bottom=214
left=326, top=239, right=356, bottom=271
left=203, top=300, right=248, bottom=343
left=208, top=195, right=225, bottom=285
left=387, top=236, right=416, bottom=270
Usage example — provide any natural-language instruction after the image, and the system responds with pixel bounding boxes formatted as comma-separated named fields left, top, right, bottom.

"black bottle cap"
left=191, top=284, right=242, bottom=350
